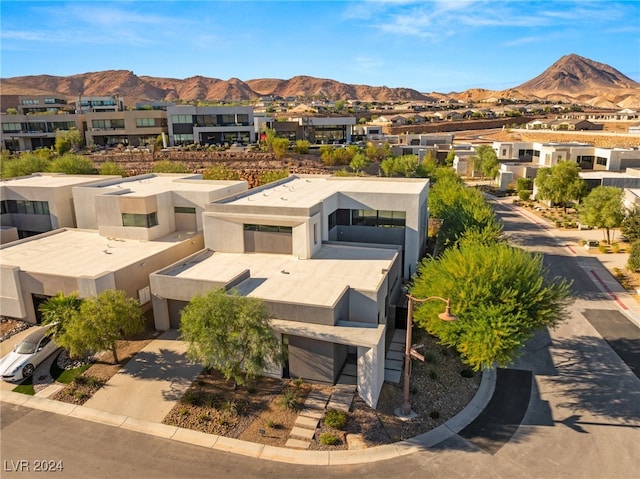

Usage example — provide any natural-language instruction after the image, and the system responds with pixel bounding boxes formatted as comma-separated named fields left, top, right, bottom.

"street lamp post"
left=398, top=294, right=457, bottom=418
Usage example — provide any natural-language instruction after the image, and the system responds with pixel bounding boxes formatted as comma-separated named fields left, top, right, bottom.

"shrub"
left=518, top=190, right=532, bottom=201
left=279, top=389, right=299, bottom=410
left=598, top=244, right=608, bottom=254
left=627, top=241, right=640, bottom=272
left=179, top=408, right=189, bottom=416
left=293, top=377, right=304, bottom=389
left=265, top=419, right=279, bottom=429
left=181, top=390, right=200, bottom=405
left=611, top=243, right=620, bottom=254
left=429, top=410, right=441, bottom=419
left=319, top=432, right=339, bottom=446
left=222, top=400, right=238, bottom=416
left=324, top=409, right=348, bottom=429
left=460, top=368, right=475, bottom=378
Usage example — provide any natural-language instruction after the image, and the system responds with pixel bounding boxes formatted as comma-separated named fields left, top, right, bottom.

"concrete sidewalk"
left=82, top=330, right=202, bottom=422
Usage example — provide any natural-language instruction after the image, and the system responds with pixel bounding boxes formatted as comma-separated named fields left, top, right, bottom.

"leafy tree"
left=516, top=177, right=532, bottom=192
left=1, top=153, right=52, bottom=178
left=271, top=137, right=290, bottom=160
left=180, top=289, right=283, bottom=388
left=535, top=161, right=586, bottom=212
left=622, top=213, right=640, bottom=243
left=445, top=150, right=456, bottom=167
left=53, top=290, right=145, bottom=363
left=470, top=145, right=499, bottom=179
left=55, top=128, right=83, bottom=155
left=49, top=154, right=97, bottom=175
left=364, top=143, right=390, bottom=162
left=411, top=241, right=572, bottom=371
left=99, top=161, right=126, bottom=177
left=349, top=152, right=370, bottom=175
left=152, top=160, right=188, bottom=173
left=202, top=164, right=240, bottom=180
left=627, top=241, right=640, bottom=272
left=39, top=292, right=83, bottom=339
left=579, top=186, right=625, bottom=244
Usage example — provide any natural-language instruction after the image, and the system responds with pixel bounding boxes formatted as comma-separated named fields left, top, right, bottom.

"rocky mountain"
left=1, top=54, right=639, bottom=108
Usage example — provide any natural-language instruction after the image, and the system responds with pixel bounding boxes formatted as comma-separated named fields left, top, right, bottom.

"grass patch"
left=50, top=353, right=91, bottom=384
left=12, top=376, right=35, bottom=395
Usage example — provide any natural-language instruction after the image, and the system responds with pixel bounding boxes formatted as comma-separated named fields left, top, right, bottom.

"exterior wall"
left=0, top=265, right=26, bottom=319
left=357, top=339, right=385, bottom=408
left=244, top=230, right=292, bottom=254
left=0, top=226, right=19, bottom=243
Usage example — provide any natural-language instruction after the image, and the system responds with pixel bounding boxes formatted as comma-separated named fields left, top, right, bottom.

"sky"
left=1, top=0, right=639, bottom=93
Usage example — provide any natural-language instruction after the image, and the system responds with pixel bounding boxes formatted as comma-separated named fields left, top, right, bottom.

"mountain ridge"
left=1, top=54, right=639, bottom=109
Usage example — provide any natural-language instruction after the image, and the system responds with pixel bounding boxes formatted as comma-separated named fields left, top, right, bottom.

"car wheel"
left=22, top=364, right=35, bottom=378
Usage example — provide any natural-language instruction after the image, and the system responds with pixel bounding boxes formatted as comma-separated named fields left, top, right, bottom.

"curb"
left=0, top=368, right=496, bottom=464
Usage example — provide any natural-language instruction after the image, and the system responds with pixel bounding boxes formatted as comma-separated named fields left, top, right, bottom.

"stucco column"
left=356, top=339, right=384, bottom=408
left=152, top=294, right=170, bottom=331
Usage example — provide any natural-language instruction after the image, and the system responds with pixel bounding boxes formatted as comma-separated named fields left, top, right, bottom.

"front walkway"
left=82, top=330, right=202, bottom=422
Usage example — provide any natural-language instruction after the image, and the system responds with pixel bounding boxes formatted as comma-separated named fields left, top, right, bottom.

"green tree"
left=445, top=150, right=456, bottom=167
left=54, top=290, right=144, bottom=363
left=411, top=241, right=572, bottom=371
left=39, top=292, right=83, bottom=339
left=627, top=241, right=640, bottom=272
left=99, top=161, right=126, bottom=177
left=1, top=153, right=52, bottom=178
left=621, top=213, right=640, bottom=243
left=535, top=161, right=586, bottom=212
left=516, top=177, right=533, bottom=192
left=202, top=164, right=241, bottom=180
left=180, top=289, right=283, bottom=388
left=152, top=160, right=188, bottom=173
left=349, top=152, right=370, bottom=175
left=55, top=128, right=84, bottom=155
left=49, top=154, right=96, bottom=175
left=579, top=186, right=625, bottom=244
left=470, top=145, right=499, bottom=179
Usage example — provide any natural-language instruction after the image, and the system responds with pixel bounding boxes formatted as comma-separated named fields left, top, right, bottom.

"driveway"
left=82, top=330, right=202, bottom=422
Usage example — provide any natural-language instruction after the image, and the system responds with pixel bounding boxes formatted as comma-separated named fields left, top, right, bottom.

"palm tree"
left=39, top=292, right=82, bottom=338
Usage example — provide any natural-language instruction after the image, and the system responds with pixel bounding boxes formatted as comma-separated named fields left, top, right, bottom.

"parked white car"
left=0, top=327, right=59, bottom=382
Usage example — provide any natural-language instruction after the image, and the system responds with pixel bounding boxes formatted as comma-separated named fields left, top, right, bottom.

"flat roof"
left=580, top=171, right=639, bottom=179
left=158, top=244, right=398, bottom=307
left=87, top=174, right=244, bottom=197
left=0, top=229, right=195, bottom=277
left=222, top=175, right=427, bottom=209
left=1, top=174, right=114, bottom=188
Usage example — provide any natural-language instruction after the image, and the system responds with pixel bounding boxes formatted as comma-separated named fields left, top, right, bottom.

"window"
left=596, top=157, right=607, bottom=166
left=21, top=99, right=40, bottom=105
left=244, top=224, right=292, bottom=233
left=173, top=133, right=194, bottom=144
left=122, top=212, right=158, bottom=228
left=3, top=200, right=50, bottom=215
left=2, top=123, right=22, bottom=133
left=171, top=114, right=193, bottom=124
left=341, top=209, right=406, bottom=228
left=174, top=206, right=196, bottom=214
left=135, top=117, right=157, bottom=128
left=92, top=119, right=124, bottom=129
left=313, top=223, right=318, bottom=244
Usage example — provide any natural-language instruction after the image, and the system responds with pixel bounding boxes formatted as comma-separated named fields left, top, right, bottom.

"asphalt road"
left=1, top=197, right=638, bottom=479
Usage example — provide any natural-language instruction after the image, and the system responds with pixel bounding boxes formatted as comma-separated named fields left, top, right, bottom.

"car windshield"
left=15, top=340, right=37, bottom=354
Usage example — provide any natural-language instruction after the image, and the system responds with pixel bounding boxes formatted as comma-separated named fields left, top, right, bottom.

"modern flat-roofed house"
left=84, top=110, right=168, bottom=148
left=167, top=105, right=255, bottom=146
left=1, top=173, right=121, bottom=241
left=72, top=173, right=248, bottom=239
left=1, top=112, right=83, bottom=151
left=0, top=174, right=248, bottom=323
left=149, top=175, right=429, bottom=408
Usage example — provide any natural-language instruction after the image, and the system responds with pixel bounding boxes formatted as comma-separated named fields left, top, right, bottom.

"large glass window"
left=331, top=208, right=406, bottom=229
left=171, top=114, right=193, bottom=124
left=2, top=123, right=22, bottom=133
left=173, top=133, right=194, bottom=144
left=2, top=200, right=50, bottom=215
left=122, top=212, right=158, bottom=228
left=135, top=117, right=157, bottom=127
left=596, top=157, right=607, bottom=166
left=92, top=119, right=125, bottom=129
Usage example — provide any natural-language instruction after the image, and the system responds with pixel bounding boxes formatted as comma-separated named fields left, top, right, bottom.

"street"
left=1, top=198, right=639, bottom=479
